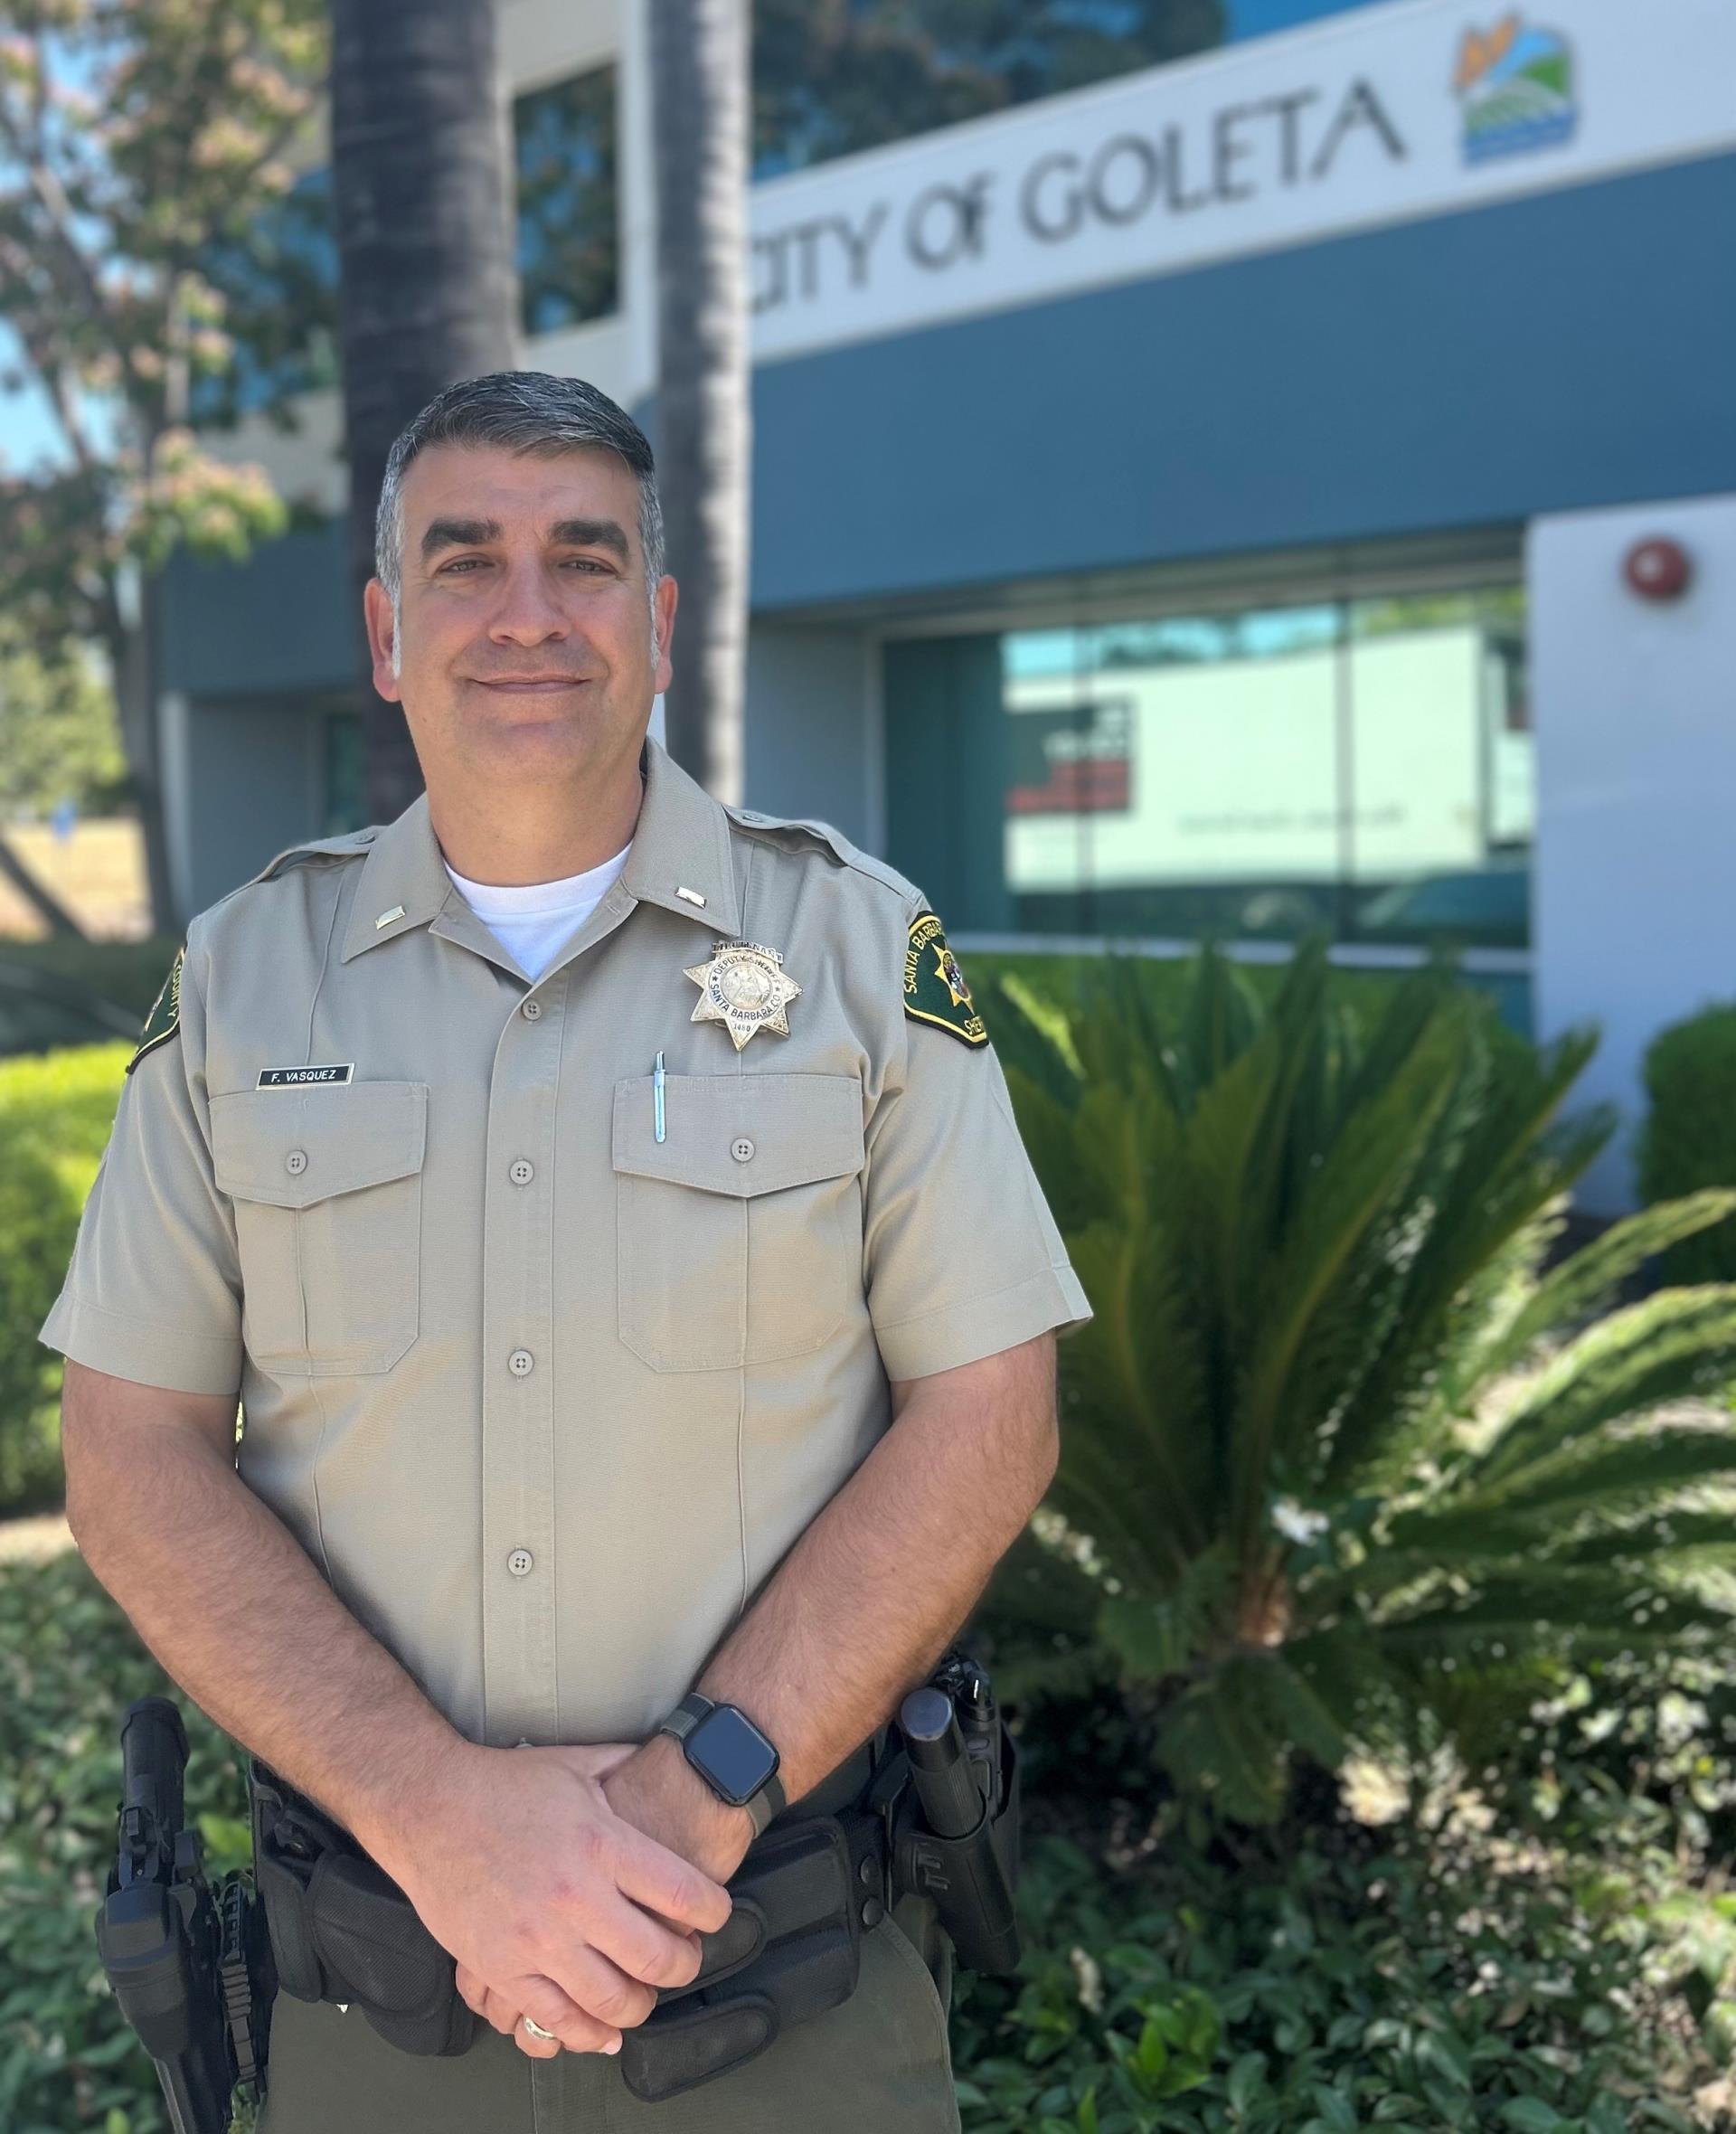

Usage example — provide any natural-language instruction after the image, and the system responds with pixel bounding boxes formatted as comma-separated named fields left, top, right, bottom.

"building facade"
left=161, top=0, right=1736, bottom=1213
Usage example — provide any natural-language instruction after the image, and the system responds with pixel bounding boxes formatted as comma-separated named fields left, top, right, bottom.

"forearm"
left=67, top=1423, right=467, bottom=1864
left=695, top=1336, right=1059, bottom=1804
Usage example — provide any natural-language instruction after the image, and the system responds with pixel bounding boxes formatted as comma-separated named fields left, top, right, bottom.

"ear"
left=363, top=579, right=402, bottom=702
left=653, top=572, right=678, bottom=699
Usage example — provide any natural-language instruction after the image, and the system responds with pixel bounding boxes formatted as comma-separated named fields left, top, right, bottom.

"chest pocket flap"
left=211, top=1081, right=427, bottom=1208
left=611, top=1072, right=863, bottom=1196
left=610, top=1072, right=864, bottom=1371
left=209, top=1081, right=428, bottom=1376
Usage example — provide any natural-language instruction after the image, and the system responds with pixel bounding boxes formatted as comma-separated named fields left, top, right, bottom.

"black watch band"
left=657, top=1693, right=786, bottom=1837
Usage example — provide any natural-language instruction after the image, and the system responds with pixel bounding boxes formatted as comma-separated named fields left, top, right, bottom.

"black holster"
left=616, top=1808, right=873, bottom=2102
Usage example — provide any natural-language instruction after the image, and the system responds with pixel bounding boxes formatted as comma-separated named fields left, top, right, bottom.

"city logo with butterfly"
left=1454, top=13, right=1578, bottom=165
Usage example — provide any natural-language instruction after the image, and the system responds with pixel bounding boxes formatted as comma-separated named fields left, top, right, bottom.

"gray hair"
left=375, top=371, right=665, bottom=675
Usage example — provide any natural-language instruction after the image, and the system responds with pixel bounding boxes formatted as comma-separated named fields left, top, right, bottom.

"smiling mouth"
left=474, top=676, right=592, bottom=692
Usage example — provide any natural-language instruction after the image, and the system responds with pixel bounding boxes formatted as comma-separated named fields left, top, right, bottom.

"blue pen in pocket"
left=654, top=1051, right=665, bottom=1143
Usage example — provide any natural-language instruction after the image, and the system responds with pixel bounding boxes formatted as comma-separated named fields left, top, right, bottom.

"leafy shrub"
left=1638, top=1006, right=1736, bottom=1287
left=0, top=1044, right=129, bottom=1514
left=952, top=1809, right=1727, bottom=2134
left=989, top=935, right=1736, bottom=1824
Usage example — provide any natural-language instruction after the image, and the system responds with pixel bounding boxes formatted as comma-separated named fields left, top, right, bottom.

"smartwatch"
left=656, top=1693, right=786, bottom=1837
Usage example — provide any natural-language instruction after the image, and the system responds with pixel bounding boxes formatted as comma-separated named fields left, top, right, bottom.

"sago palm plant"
left=989, top=936, right=1736, bottom=1825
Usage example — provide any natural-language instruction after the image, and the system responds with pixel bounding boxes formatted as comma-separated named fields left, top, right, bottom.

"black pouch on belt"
left=248, top=1758, right=480, bottom=2058
left=615, top=1811, right=867, bottom=2105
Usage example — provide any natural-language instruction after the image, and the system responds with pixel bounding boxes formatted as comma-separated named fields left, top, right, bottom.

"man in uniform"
left=42, top=370, right=1091, bottom=2132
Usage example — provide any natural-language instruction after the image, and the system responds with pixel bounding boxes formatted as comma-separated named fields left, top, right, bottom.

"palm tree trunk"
left=329, top=0, right=522, bottom=824
left=648, top=0, right=751, bottom=804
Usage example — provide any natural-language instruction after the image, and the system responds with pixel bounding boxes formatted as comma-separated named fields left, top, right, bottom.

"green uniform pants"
left=253, top=1893, right=961, bottom=2133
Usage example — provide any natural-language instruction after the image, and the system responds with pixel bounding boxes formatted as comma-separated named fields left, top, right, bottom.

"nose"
left=486, top=558, right=572, bottom=647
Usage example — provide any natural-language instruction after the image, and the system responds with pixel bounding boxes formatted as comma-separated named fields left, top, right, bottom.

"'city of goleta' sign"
left=747, top=0, right=1736, bottom=364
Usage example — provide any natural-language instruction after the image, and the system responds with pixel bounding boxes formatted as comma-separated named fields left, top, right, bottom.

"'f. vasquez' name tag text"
left=257, top=1063, right=355, bottom=1088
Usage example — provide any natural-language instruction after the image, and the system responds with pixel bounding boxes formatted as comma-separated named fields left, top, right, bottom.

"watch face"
left=686, top=1705, right=779, bottom=1807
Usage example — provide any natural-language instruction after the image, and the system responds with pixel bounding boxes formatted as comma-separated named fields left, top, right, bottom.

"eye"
left=438, top=557, right=487, bottom=575
left=564, top=558, right=611, bottom=572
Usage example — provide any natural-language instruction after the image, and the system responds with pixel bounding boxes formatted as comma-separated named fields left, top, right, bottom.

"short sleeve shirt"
left=41, top=736, right=1091, bottom=1749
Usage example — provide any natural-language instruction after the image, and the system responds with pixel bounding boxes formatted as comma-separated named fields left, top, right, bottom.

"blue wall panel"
left=160, top=518, right=355, bottom=697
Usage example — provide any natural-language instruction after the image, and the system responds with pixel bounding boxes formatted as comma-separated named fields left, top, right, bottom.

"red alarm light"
left=1623, top=537, right=1693, bottom=601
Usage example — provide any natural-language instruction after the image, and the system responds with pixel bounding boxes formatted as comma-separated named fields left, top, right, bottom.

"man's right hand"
left=388, top=1742, right=733, bottom=2057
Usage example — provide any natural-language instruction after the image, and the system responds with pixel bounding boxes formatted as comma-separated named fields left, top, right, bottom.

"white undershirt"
left=442, top=842, right=633, bottom=980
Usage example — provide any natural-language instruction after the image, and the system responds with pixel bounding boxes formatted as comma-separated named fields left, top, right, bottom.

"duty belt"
left=248, top=1735, right=920, bottom=2105
left=97, top=1657, right=1021, bottom=2126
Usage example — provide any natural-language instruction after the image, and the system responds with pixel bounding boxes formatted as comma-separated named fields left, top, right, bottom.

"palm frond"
left=1229, top=1008, right=1468, bottom=1550
left=1467, top=1187, right=1736, bottom=1385
left=1461, top=1285, right=1736, bottom=1491
left=1052, top=1220, right=1213, bottom=1569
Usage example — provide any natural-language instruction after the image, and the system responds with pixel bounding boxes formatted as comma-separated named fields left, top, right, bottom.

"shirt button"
left=508, top=1347, right=535, bottom=1377
left=285, top=1149, right=308, bottom=1176
left=521, top=997, right=542, bottom=1021
left=507, top=1548, right=533, bottom=1577
left=731, top=1136, right=756, bottom=1163
left=509, top=1158, right=534, bottom=1186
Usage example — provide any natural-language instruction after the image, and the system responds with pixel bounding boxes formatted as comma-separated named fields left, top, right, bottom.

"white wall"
left=1531, top=492, right=1736, bottom=1215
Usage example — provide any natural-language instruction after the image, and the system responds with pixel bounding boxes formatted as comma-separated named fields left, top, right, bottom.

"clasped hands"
left=398, top=1729, right=758, bottom=2062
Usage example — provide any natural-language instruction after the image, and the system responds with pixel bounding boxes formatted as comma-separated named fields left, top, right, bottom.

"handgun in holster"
left=94, top=1696, right=274, bottom=2134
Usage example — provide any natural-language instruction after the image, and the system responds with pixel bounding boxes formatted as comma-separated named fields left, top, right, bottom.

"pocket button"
left=285, top=1149, right=308, bottom=1176
left=731, top=1136, right=756, bottom=1163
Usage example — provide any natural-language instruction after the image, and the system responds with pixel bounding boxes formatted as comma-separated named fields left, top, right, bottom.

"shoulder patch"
left=127, top=946, right=184, bottom=1075
left=904, top=911, right=987, bottom=1048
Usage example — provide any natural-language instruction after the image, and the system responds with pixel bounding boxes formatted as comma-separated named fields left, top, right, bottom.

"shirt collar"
left=340, top=732, right=741, bottom=965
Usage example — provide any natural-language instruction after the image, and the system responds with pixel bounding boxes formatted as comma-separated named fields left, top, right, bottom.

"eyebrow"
left=420, top=515, right=631, bottom=564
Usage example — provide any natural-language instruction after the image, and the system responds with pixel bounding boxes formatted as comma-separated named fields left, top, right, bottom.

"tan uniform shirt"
left=41, top=737, right=1091, bottom=1751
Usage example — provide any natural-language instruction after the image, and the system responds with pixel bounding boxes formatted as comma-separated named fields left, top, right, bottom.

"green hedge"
left=0, top=1044, right=130, bottom=1515
left=1638, top=1002, right=1736, bottom=1285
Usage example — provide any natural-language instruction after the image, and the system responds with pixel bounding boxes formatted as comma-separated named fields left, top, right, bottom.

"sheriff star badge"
left=684, top=939, right=803, bottom=1051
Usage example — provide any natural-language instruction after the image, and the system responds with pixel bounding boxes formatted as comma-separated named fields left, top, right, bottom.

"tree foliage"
left=0, top=0, right=327, bottom=647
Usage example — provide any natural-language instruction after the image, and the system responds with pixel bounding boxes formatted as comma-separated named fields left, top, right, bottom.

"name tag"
left=257, top=1063, right=355, bottom=1089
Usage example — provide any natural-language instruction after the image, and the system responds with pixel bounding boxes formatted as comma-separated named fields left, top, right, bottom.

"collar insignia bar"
left=684, top=939, right=802, bottom=1051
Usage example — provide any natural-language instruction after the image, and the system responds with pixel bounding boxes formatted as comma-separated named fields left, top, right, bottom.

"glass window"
left=751, top=0, right=1388, bottom=182
left=514, top=65, right=619, bottom=334
left=882, top=581, right=1532, bottom=954
left=192, top=65, right=620, bottom=425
